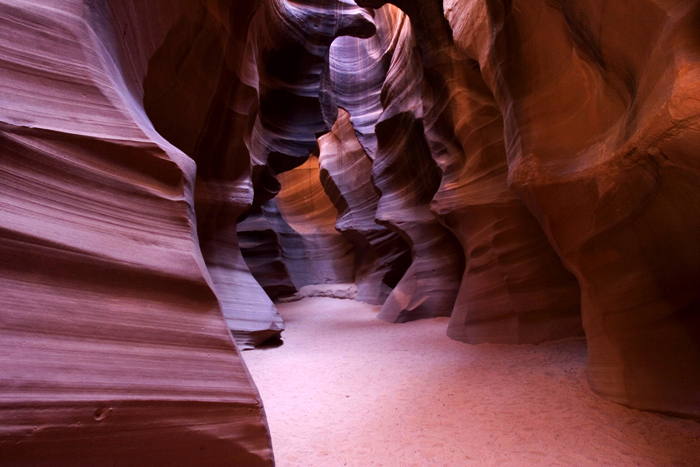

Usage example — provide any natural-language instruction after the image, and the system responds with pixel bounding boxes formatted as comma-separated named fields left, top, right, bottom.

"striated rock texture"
left=371, top=0, right=583, bottom=344
left=195, top=179, right=283, bottom=349
left=0, top=0, right=272, bottom=464
left=140, top=0, right=282, bottom=348
left=242, top=0, right=375, bottom=171
left=275, top=156, right=357, bottom=287
left=3, top=0, right=700, bottom=444
left=442, top=0, right=700, bottom=416
left=330, top=4, right=466, bottom=323
left=318, top=109, right=412, bottom=305
left=141, top=0, right=376, bottom=347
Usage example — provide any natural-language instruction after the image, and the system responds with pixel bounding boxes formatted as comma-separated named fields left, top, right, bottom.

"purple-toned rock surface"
left=3, top=3, right=700, bottom=456
left=0, top=0, right=273, bottom=463
left=330, top=4, right=466, bottom=322
left=142, top=0, right=378, bottom=348
left=318, top=109, right=411, bottom=305
left=238, top=205, right=299, bottom=301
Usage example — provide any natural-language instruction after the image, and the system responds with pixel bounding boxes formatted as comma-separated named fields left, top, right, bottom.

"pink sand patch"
left=243, top=297, right=700, bottom=466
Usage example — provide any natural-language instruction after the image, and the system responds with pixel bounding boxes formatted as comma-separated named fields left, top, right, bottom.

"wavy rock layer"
left=275, top=156, right=357, bottom=287
left=444, top=0, right=700, bottom=416
left=140, top=0, right=284, bottom=347
left=143, top=0, right=378, bottom=346
left=318, top=109, right=411, bottom=305
left=378, top=0, right=583, bottom=344
left=4, top=1, right=699, bottom=451
left=0, top=0, right=272, bottom=464
left=331, top=5, right=466, bottom=322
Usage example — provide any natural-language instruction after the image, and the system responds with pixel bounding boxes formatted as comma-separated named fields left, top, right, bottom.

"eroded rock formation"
left=275, top=156, right=357, bottom=287
left=238, top=205, right=299, bottom=301
left=368, top=0, right=584, bottom=344
left=330, top=4, right=467, bottom=322
left=142, top=0, right=377, bottom=347
left=442, top=0, right=700, bottom=417
left=0, top=0, right=272, bottom=463
left=2, top=4, right=700, bottom=462
left=318, top=109, right=412, bottom=305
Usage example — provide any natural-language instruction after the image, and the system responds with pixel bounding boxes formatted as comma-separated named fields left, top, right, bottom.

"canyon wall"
left=0, top=0, right=273, bottom=464
left=142, top=0, right=376, bottom=346
left=2, top=5, right=699, bottom=464
left=325, top=0, right=698, bottom=417
left=238, top=204, right=299, bottom=301
left=274, top=156, right=357, bottom=287
left=335, top=1, right=582, bottom=338
left=318, top=109, right=412, bottom=305
left=329, top=5, right=467, bottom=323
left=0, top=0, right=377, bottom=463
left=441, top=0, right=700, bottom=417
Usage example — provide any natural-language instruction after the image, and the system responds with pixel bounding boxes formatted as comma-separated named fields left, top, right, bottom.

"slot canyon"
left=1, top=0, right=700, bottom=465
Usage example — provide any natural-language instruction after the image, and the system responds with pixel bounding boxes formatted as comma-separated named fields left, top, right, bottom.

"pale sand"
left=243, top=297, right=700, bottom=466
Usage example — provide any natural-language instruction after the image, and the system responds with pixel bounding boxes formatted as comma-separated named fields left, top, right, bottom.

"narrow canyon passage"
left=4, top=1, right=700, bottom=464
left=243, top=298, right=700, bottom=467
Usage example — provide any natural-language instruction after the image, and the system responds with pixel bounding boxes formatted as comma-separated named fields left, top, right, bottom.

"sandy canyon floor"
left=243, top=297, right=700, bottom=467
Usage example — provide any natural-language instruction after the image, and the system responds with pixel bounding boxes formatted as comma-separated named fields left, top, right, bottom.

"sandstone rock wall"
left=275, top=156, right=357, bottom=287
left=318, top=109, right=412, bottom=305
left=3, top=2, right=699, bottom=452
left=443, top=0, right=700, bottom=416
left=342, top=0, right=700, bottom=417
left=142, top=0, right=377, bottom=346
left=386, top=0, right=583, bottom=344
left=344, top=0, right=582, bottom=339
left=238, top=205, right=299, bottom=301
left=0, top=0, right=273, bottom=463
left=330, top=4, right=467, bottom=322
left=140, top=0, right=282, bottom=348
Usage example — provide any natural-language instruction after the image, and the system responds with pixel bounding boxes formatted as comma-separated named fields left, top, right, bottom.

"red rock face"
left=444, top=0, right=700, bottom=415
left=140, top=0, right=285, bottom=349
left=338, top=0, right=582, bottom=338
left=396, top=1, right=583, bottom=344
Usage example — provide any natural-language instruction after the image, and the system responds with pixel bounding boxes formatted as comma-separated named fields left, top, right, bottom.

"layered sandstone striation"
left=238, top=205, right=299, bottom=301
left=318, top=109, right=411, bottom=305
left=330, top=5, right=466, bottom=322
left=383, top=0, right=583, bottom=344
left=275, top=156, right=357, bottom=287
left=345, top=1, right=581, bottom=339
left=142, top=0, right=376, bottom=347
left=0, top=0, right=273, bottom=464
left=2, top=5, right=699, bottom=460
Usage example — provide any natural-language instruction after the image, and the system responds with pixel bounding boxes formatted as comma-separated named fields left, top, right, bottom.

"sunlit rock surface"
left=275, top=156, right=357, bottom=287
